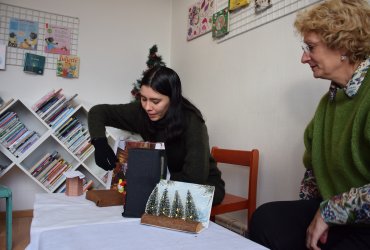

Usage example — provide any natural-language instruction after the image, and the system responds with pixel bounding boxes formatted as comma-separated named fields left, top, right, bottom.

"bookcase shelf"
left=0, top=94, right=112, bottom=194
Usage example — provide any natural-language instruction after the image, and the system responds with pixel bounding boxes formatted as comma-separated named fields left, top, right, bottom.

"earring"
left=341, top=55, right=347, bottom=61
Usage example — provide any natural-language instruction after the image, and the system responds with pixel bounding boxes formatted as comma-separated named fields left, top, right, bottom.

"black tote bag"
left=122, top=148, right=166, bottom=218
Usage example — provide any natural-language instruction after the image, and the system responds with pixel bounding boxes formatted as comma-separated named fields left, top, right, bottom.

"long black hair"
left=141, top=66, right=204, bottom=141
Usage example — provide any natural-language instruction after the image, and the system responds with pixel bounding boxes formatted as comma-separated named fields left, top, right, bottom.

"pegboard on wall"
left=215, top=0, right=322, bottom=43
left=0, top=3, right=79, bottom=70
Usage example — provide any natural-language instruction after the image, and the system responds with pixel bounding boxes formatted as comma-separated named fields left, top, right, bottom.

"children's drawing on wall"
left=44, top=23, right=71, bottom=55
left=8, top=18, right=39, bottom=50
left=187, top=0, right=215, bottom=41
left=255, top=0, right=272, bottom=13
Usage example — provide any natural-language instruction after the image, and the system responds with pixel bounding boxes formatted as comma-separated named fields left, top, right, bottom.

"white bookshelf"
left=0, top=96, right=114, bottom=193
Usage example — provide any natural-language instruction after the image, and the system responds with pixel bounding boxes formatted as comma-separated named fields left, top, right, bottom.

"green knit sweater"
left=88, top=102, right=225, bottom=204
left=303, top=71, right=370, bottom=200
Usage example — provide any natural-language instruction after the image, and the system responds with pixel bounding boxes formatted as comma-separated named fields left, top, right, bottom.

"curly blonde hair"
left=294, top=0, right=370, bottom=64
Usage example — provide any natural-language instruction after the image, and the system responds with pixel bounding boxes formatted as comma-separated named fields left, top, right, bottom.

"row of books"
left=32, top=89, right=78, bottom=130
left=0, top=111, right=40, bottom=157
left=29, top=150, right=73, bottom=190
left=54, top=116, right=93, bottom=160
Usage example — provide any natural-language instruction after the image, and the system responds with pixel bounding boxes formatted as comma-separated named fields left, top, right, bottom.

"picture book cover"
left=0, top=43, right=6, bottom=70
left=56, top=55, right=80, bottom=78
left=44, top=23, right=71, bottom=55
left=141, top=179, right=215, bottom=233
left=8, top=18, right=39, bottom=50
left=229, top=0, right=250, bottom=11
left=212, top=7, right=229, bottom=38
left=187, top=0, right=215, bottom=41
left=107, top=139, right=165, bottom=190
left=255, top=0, right=272, bottom=13
left=23, top=53, right=46, bottom=75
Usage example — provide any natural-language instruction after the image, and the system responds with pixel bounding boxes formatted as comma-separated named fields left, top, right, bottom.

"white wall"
left=0, top=0, right=172, bottom=210
left=170, top=1, right=328, bottom=214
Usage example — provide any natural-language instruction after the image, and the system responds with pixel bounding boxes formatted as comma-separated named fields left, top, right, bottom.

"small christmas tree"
left=130, top=45, right=166, bottom=101
left=170, top=190, right=184, bottom=219
left=158, top=188, right=171, bottom=217
left=185, top=190, right=199, bottom=221
left=145, top=186, right=159, bottom=215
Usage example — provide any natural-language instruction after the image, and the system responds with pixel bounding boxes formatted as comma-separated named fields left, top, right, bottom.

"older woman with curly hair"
left=249, top=0, right=370, bottom=249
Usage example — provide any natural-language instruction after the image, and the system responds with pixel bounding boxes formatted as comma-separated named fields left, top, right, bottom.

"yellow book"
left=229, top=0, right=250, bottom=11
left=56, top=55, right=80, bottom=78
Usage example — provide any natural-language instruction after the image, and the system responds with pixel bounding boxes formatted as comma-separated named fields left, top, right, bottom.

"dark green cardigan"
left=88, top=102, right=225, bottom=204
left=303, top=70, right=370, bottom=200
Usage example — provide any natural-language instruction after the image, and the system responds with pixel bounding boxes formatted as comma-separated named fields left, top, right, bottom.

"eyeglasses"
left=301, top=43, right=311, bottom=54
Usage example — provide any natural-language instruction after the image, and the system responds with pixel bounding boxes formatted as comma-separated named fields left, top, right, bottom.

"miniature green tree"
left=145, top=186, right=159, bottom=215
left=130, top=45, right=166, bottom=101
left=184, top=190, right=199, bottom=221
left=158, top=188, right=171, bottom=217
left=170, top=190, right=184, bottom=219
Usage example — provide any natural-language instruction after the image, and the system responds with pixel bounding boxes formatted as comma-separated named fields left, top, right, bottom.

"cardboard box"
left=66, top=176, right=83, bottom=196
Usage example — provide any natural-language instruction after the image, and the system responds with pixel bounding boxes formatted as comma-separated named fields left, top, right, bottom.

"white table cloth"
left=26, top=193, right=268, bottom=250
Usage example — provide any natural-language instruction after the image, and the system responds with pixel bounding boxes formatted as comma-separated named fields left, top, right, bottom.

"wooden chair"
left=0, top=185, right=12, bottom=250
left=210, top=147, right=259, bottom=227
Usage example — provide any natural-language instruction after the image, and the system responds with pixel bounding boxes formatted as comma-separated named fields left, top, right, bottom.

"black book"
left=122, top=148, right=166, bottom=218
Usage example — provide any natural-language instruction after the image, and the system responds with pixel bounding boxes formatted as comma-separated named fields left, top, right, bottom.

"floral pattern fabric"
left=300, top=169, right=370, bottom=224
left=320, top=184, right=370, bottom=225
left=299, top=169, right=321, bottom=200
left=329, top=57, right=370, bottom=102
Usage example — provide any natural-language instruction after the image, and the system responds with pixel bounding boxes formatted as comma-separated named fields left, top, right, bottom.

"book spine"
left=29, top=153, right=51, bottom=173
left=31, top=89, right=56, bottom=111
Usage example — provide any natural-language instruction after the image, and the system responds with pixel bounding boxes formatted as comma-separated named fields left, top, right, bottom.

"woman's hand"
left=306, top=209, right=329, bottom=250
left=91, top=137, right=117, bottom=171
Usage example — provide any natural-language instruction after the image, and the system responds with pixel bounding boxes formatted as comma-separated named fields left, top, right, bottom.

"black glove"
left=91, top=137, right=116, bottom=171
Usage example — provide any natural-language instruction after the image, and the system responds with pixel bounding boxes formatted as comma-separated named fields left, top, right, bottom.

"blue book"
left=24, top=53, right=46, bottom=75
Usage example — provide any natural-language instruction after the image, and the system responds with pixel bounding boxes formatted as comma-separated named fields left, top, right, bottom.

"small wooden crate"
left=66, top=177, right=83, bottom=196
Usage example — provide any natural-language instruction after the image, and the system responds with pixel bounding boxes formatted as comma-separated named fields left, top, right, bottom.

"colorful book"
left=212, top=8, right=229, bottom=38
left=56, top=55, right=80, bottom=78
left=229, top=0, right=250, bottom=11
left=32, top=89, right=62, bottom=112
left=44, top=23, right=71, bottom=55
left=23, top=53, right=46, bottom=75
left=8, top=18, right=38, bottom=50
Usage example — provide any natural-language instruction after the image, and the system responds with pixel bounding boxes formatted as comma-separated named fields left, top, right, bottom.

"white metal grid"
left=215, top=0, right=322, bottom=43
left=0, top=3, right=79, bottom=70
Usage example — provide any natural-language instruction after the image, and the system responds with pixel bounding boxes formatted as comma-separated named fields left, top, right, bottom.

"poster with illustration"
left=8, top=18, right=38, bottom=50
left=187, top=0, right=215, bottom=41
left=44, top=23, right=71, bottom=55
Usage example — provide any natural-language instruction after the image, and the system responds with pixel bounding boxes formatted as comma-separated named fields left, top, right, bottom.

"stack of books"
left=32, top=89, right=78, bottom=129
left=29, top=150, right=73, bottom=190
left=54, top=116, right=93, bottom=160
left=0, top=110, right=40, bottom=157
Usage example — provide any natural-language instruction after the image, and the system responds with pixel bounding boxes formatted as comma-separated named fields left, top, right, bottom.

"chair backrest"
left=211, top=146, right=259, bottom=223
